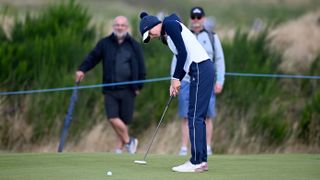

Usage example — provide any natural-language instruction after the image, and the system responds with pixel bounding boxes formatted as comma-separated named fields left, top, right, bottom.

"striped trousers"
left=188, top=59, right=215, bottom=164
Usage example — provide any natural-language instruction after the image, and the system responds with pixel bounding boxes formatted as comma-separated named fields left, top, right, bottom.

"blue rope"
left=226, top=72, right=320, bottom=79
left=0, top=77, right=171, bottom=95
left=0, top=73, right=319, bottom=95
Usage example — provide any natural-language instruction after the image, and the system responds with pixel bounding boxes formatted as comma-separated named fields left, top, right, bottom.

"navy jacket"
left=78, top=33, right=146, bottom=93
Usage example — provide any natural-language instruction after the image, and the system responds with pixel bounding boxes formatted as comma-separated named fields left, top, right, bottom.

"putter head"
left=134, top=160, right=147, bottom=165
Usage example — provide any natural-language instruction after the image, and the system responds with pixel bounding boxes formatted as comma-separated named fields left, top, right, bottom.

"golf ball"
left=107, top=171, right=112, bottom=176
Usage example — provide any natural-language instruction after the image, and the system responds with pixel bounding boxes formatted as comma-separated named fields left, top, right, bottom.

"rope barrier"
left=0, top=73, right=319, bottom=95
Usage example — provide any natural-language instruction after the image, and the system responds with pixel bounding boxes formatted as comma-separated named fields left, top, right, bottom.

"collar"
left=160, top=23, right=166, bottom=36
left=159, top=24, right=168, bottom=45
left=190, top=28, right=206, bottom=35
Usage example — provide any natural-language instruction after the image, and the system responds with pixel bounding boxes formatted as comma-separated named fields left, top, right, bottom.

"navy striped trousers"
left=188, top=59, right=215, bottom=164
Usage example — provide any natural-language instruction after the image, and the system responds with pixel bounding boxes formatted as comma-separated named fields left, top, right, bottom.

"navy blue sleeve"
left=78, top=39, right=103, bottom=73
left=164, top=21, right=187, bottom=81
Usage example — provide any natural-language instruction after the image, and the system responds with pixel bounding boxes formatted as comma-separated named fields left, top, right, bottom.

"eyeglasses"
left=191, top=16, right=203, bottom=20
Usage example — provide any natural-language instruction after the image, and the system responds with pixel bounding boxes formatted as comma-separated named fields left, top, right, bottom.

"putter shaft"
left=142, top=96, right=173, bottom=161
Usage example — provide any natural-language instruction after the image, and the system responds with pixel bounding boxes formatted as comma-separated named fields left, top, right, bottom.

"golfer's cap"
left=190, top=7, right=205, bottom=17
left=139, top=12, right=161, bottom=43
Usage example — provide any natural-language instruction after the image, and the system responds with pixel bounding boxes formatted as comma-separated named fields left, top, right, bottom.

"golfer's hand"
left=75, top=71, right=85, bottom=83
left=214, top=83, right=223, bottom=94
left=170, top=79, right=181, bottom=97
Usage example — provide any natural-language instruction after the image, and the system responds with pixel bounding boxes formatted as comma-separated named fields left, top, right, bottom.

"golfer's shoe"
left=178, top=147, right=188, bottom=156
left=115, top=148, right=122, bottom=154
left=126, top=137, right=138, bottom=154
left=201, top=162, right=208, bottom=171
left=172, top=161, right=204, bottom=173
left=207, top=147, right=213, bottom=155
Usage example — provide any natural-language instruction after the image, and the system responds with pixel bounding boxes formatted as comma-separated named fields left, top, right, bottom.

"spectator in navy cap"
left=190, top=7, right=205, bottom=18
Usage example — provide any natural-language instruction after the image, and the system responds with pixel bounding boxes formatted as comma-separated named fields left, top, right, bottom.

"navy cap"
left=139, top=12, right=161, bottom=43
left=190, top=7, right=205, bottom=17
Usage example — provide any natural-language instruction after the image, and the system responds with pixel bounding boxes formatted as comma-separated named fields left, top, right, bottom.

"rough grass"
left=0, top=153, right=319, bottom=180
left=1, top=0, right=318, bottom=25
left=268, top=10, right=320, bottom=73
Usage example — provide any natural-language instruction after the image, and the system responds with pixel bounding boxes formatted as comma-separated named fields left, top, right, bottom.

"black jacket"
left=78, top=33, right=146, bottom=93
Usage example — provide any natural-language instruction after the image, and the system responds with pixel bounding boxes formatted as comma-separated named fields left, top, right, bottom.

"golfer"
left=139, top=12, right=214, bottom=172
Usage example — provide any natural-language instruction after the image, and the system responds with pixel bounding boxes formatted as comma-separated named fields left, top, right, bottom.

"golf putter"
left=134, top=96, right=173, bottom=165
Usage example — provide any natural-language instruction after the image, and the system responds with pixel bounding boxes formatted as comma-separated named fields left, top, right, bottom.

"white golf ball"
left=107, top=171, right=112, bottom=176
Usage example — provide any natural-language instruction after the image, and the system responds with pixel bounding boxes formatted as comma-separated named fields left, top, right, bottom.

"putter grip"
left=166, top=96, right=173, bottom=106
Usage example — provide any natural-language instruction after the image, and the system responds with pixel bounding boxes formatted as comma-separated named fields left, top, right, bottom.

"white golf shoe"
left=115, top=148, right=122, bottom=154
left=178, top=147, right=188, bottom=156
left=207, top=148, right=213, bottom=155
left=126, top=137, right=138, bottom=154
left=201, top=162, right=208, bottom=171
left=172, top=161, right=204, bottom=172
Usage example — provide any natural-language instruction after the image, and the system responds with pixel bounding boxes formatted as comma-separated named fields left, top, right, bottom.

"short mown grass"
left=0, top=153, right=319, bottom=180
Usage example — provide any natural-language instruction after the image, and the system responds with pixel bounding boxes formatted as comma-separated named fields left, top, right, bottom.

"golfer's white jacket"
left=171, top=31, right=225, bottom=86
left=163, top=16, right=209, bottom=80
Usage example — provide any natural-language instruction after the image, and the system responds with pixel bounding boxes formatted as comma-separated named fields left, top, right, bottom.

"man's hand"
left=135, top=90, right=140, bottom=96
left=214, top=83, right=223, bottom=94
left=170, top=79, right=181, bottom=97
left=75, top=71, right=85, bottom=83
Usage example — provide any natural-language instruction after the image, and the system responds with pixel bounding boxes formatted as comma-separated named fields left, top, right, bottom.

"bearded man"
left=76, top=16, right=146, bottom=154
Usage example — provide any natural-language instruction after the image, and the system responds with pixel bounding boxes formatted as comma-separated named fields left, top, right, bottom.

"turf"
left=0, top=153, right=319, bottom=180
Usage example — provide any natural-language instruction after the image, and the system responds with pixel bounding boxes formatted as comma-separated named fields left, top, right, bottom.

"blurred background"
left=0, top=0, right=319, bottom=154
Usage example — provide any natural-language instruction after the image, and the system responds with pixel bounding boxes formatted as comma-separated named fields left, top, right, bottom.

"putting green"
left=0, top=153, right=319, bottom=180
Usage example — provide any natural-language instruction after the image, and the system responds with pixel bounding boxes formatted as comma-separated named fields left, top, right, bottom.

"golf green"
left=0, top=153, right=319, bottom=180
